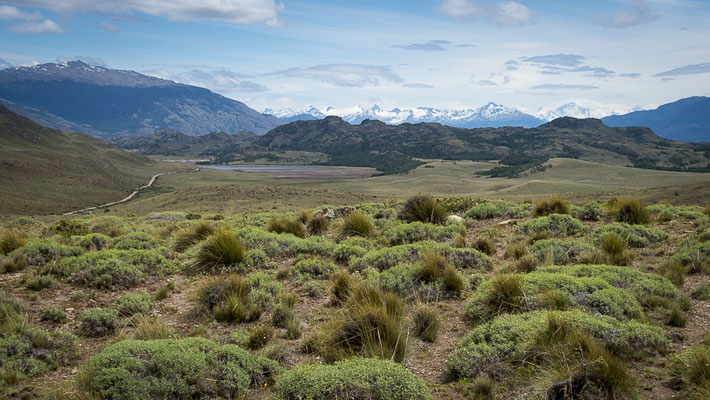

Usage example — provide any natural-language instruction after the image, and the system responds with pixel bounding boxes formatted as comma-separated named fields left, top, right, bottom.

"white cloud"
left=655, top=62, right=710, bottom=77
left=594, top=0, right=658, bottom=28
left=56, top=56, right=107, bottom=67
left=145, top=68, right=270, bottom=92
left=436, top=0, right=531, bottom=26
left=519, top=54, right=616, bottom=78
left=2, top=0, right=285, bottom=26
left=0, top=58, right=12, bottom=69
left=0, top=5, right=41, bottom=20
left=393, top=40, right=451, bottom=52
left=269, top=64, right=404, bottom=87
left=7, top=19, right=65, bottom=34
left=403, top=83, right=435, bottom=88
left=532, top=84, right=599, bottom=90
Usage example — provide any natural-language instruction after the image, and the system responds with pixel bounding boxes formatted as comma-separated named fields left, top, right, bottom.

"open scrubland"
left=2, top=194, right=710, bottom=399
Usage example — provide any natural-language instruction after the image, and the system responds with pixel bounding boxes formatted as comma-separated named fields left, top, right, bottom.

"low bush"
left=382, top=221, right=464, bottom=245
left=26, top=274, right=56, bottom=291
left=590, top=222, right=669, bottom=248
left=113, top=292, right=152, bottom=317
left=466, top=271, right=644, bottom=320
left=45, top=219, right=89, bottom=237
left=267, top=216, right=307, bottom=238
left=412, top=303, right=439, bottom=342
left=517, top=214, right=585, bottom=237
left=73, top=233, right=112, bottom=251
left=80, top=308, right=117, bottom=337
left=17, top=240, right=84, bottom=266
left=570, top=200, right=604, bottom=221
left=529, top=239, right=596, bottom=265
left=77, top=338, right=281, bottom=399
left=274, top=357, right=430, bottom=400
left=534, top=197, right=570, bottom=216
left=607, top=196, right=651, bottom=225
left=672, top=242, right=710, bottom=274
left=237, top=227, right=335, bottom=258
left=693, top=284, right=710, bottom=300
left=339, top=211, right=377, bottom=238
left=40, top=307, right=67, bottom=323
left=188, top=230, right=244, bottom=274
left=242, top=249, right=268, bottom=269
left=59, top=249, right=173, bottom=289
left=90, top=218, right=125, bottom=238
left=292, top=257, right=338, bottom=280
left=399, top=194, right=448, bottom=224
left=446, top=310, right=667, bottom=380
left=113, top=231, right=160, bottom=250
left=349, top=241, right=493, bottom=273
left=244, top=271, right=283, bottom=309
left=464, top=201, right=529, bottom=220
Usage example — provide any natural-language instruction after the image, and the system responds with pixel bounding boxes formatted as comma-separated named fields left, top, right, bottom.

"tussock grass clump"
left=77, top=338, right=281, bottom=399
left=247, top=325, right=274, bottom=350
left=504, top=241, right=528, bottom=259
left=399, top=194, right=448, bottom=224
left=591, top=222, right=669, bottom=248
left=0, top=229, right=25, bottom=255
left=672, top=243, right=710, bottom=274
left=534, top=197, right=570, bottom=217
left=307, top=214, right=329, bottom=236
left=667, top=305, right=687, bottom=327
left=189, top=230, right=244, bottom=275
left=80, top=308, right=117, bottom=337
left=267, top=216, right=307, bottom=238
left=669, top=345, right=710, bottom=398
left=194, top=274, right=261, bottom=323
left=467, top=374, right=495, bottom=400
left=660, top=259, right=685, bottom=287
left=306, top=283, right=407, bottom=363
left=692, top=284, right=710, bottom=300
left=412, top=303, right=439, bottom=342
left=600, top=232, right=630, bottom=265
left=173, top=221, right=214, bottom=252
left=513, top=254, right=539, bottom=273
left=275, top=357, right=431, bottom=400
left=339, top=211, right=376, bottom=239
left=484, top=273, right=523, bottom=316
left=607, top=196, right=651, bottom=225
left=132, top=316, right=175, bottom=340
left=472, top=237, right=496, bottom=256
left=416, top=252, right=465, bottom=295
left=1, top=251, right=27, bottom=273
left=331, top=270, right=354, bottom=304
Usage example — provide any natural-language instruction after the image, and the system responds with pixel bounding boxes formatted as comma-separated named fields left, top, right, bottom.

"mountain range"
left=0, top=61, right=281, bottom=138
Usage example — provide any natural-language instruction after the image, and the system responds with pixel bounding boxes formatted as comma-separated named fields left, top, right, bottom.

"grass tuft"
left=188, top=230, right=244, bottom=274
left=607, top=196, right=651, bottom=225
left=534, top=197, right=570, bottom=217
left=339, top=211, right=376, bottom=239
left=399, top=194, right=448, bottom=224
left=411, top=303, right=439, bottom=342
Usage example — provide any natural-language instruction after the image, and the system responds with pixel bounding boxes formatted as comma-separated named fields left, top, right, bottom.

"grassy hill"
left=0, top=106, right=164, bottom=215
left=256, top=116, right=710, bottom=175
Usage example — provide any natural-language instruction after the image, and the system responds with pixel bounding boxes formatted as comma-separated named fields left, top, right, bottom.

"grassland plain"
left=1, top=194, right=710, bottom=399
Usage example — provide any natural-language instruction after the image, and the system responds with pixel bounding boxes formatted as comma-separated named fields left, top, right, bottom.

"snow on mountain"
left=266, top=103, right=545, bottom=128
left=535, top=101, right=642, bottom=121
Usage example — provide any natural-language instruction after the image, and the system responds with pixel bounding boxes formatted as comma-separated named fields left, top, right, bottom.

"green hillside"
left=0, top=106, right=162, bottom=215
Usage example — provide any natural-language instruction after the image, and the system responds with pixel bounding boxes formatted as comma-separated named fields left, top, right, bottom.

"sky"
left=0, top=0, right=709, bottom=115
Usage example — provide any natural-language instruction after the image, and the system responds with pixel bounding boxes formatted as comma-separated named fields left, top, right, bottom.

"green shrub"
left=306, top=283, right=407, bottom=363
left=247, top=325, right=274, bottom=350
left=412, top=303, right=439, bottom=342
left=693, top=284, right=710, bottom=300
left=668, top=345, right=710, bottom=398
left=349, top=241, right=492, bottom=273
left=339, top=211, right=376, bottom=238
left=242, top=249, right=268, bottom=269
left=446, top=310, right=667, bottom=380
left=672, top=243, right=710, bottom=274
left=267, top=216, right=307, bottom=238
left=466, top=271, right=644, bottom=320
left=0, top=229, right=25, bottom=255
left=534, top=197, right=570, bottom=216
left=399, top=194, right=448, bottom=224
left=78, top=338, right=281, bottom=399
left=607, top=196, right=651, bottom=225
left=529, top=239, right=596, bottom=265
left=382, top=221, right=463, bottom=245
left=40, top=307, right=67, bottom=323
left=237, top=227, right=335, bottom=258
left=113, top=231, right=160, bottom=250
left=245, top=271, right=283, bottom=309
left=65, top=258, right=143, bottom=290
left=17, top=240, right=84, bottom=266
left=173, top=221, right=214, bottom=252
left=570, top=200, right=604, bottom=221
left=73, top=233, right=112, bottom=251
left=113, top=292, right=152, bottom=317
left=189, top=230, right=244, bottom=274
left=45, top=219, right=90, bottom=237
left=292, top=257, right=338, bottom=280
left=275, top=357, right=430, bottom=400
left=185, top=212, right=202, bottom=220
left=0, top=292, right=20, bottom=325
left=464, top=201, right=529, bottom=220
left=307, top=214, right=330, bottom=236
left=26, top=274, right=56, bottom=291
left=194, top=274, right=262, bottom=323
left=590, top=222, right=669, bottom=247
left=517, top=214, right=585, bottom=237
left=0, top=319, right=76, bottom=380
left=90, top=218, right=125, bottom=237
left=80, top=308, right=117, bottom=337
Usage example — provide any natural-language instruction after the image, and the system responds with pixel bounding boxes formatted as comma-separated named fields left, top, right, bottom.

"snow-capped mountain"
left=536, top=102, right=642, bottom=121
left=265, top=103, right=545, bottom=128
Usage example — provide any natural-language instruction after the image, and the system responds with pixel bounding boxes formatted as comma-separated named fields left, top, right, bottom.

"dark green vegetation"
left=0, top=106, right=166, bottom=215
left=1, top=194, right=709, bottom=399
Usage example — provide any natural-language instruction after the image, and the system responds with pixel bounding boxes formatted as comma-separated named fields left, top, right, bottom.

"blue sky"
left=1, top=0, right=709, bottom=114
